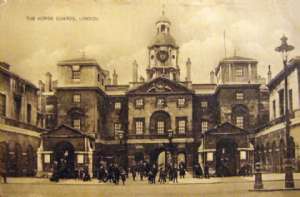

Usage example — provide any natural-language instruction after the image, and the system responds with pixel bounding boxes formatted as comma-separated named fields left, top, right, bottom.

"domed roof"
left=156, top=15, right=171, bottom=24
left=149, top=33, right=178, bottom=48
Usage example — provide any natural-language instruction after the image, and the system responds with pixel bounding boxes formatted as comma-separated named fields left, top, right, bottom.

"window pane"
left=72, top=71, right=80, bottom=80
left=236, top=93, right=244, bottom=100
left=178, top=98, right=185, bottom=106
left=136, top=121, right=144, bottom=134
left=73, top=94, right=81, bottom=103
left=236, top=116, right=244, bottom=128
left=157, top=121, right=165, bottom=134
left=73, top=119, right=81, bottom=129
left=201, top=121, right=208, bottom=132
left=201, top=101, right=208, bottom=108
left=178, top=120, right=186, bottom=134
left=115, top=102, right=121, bottom=110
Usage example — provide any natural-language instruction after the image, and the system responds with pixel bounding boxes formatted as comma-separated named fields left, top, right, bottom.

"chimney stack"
left=38, top=80, right=45, bottom=92
left=112, top=69, right=118, bottom=85
left=210, top=70, right=215, bottom=84
left=132, top=60, right=138, bottom=83
left=45, top=72, right=52, bottom=92
left=186, top=58, right=191, bottom=82
left=267, top=65, right=272, bottom=83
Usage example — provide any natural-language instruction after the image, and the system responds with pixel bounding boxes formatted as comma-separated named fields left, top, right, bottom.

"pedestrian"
left=113, top=164, right=120, bottom=185
left=204, top=163, right=209, bottom=179
left=120, top=168, right=126, bottom=185
left=131, top=165, right=136, bottom=181
left=83, top=165, right=91, bottom=181
left=172, top=166, right=178, bottom=183
left=0, top=160, right=7, bottom=184
left=50, top=161, right=59, bottom=182
left=179, top=164, right=185, bottom=179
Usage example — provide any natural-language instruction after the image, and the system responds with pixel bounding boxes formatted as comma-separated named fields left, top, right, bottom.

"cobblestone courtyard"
left=1, top=175, right=300, bottom=197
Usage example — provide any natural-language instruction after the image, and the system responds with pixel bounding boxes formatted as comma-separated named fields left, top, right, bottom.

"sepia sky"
left=0, top=0, right=300, bottom=85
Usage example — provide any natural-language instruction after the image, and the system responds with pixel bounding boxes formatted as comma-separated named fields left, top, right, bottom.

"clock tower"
left=146, top=11, right=180, bottom=81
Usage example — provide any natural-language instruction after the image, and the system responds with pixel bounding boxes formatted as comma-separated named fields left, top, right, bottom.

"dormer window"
left=114, top=102, right=121, bottom=110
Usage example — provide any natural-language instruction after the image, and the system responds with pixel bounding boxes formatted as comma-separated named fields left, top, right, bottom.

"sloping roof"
left=268, top=56, right=300, bottom=90
left=205, top=122, right=249, bottom=135
left=127, top=77, right=193, bottom=95
left=42, top=124, right=95, bottom=139
left=0, top=62, right=38, bottom=90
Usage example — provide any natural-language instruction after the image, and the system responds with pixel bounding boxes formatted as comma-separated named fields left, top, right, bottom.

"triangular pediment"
left=42, top=124, right=93, bottom=139
left=206, top=122, right=248, bottom=135
left=127, top=77, right=193, bottom=95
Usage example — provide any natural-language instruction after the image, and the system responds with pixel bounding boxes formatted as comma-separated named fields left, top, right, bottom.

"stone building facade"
left=255, top=57, right=300, bottom=172
left=0, top=62, right=42, bottom=177
left=37, top=14, right=269, bottom=177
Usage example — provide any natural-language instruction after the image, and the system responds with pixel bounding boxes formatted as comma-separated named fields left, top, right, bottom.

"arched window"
left=149, top=111, right=171, bottom=135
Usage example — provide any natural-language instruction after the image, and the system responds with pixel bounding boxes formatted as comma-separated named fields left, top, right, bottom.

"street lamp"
left=117, top=130, right=125, bottom=168
left=167, top=129, right=175, bottom=168
left=275, top=35, right=295, bottom=189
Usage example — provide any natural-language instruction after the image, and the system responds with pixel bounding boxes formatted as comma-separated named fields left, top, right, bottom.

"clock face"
left=156, top=51, right=169, bottom=63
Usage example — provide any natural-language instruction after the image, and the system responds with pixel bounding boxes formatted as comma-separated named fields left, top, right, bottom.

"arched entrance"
left=54, top=141, right=75, bottom=178
left=149, top=148, right=173, bottom=168
left=216, top=138, right=237, bottom=176
left=27, top=145, right=36, bottom=176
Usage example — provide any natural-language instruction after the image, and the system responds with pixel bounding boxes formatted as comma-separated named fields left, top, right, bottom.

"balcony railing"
left=128, top=133, right=193, bottom=139
left=0, top=115, right=45, bottom=133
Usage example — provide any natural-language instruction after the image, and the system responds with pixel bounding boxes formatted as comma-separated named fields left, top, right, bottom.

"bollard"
left=254, top=162, right=263, bottom=190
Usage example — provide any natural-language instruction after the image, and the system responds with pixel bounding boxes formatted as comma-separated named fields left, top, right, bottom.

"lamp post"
left=117, top=130, right=125, bottom=168
left=275, top=35, right=295, bottom=188
left=167, top=129, right=175, bottom=168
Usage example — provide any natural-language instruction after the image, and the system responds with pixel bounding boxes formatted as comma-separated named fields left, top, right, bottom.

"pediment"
left=42, top=124, right=88, bottom=138
left=206, top=122, right=248, bottom=135
left=127, top=77, right=193, bottom=95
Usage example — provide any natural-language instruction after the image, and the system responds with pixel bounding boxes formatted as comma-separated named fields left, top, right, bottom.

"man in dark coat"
left=0, top=160, right=7, bottom=184
left=204, top=163, right=210, bottom=178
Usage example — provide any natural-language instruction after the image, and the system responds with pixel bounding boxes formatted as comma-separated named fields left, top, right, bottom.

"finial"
left=162, top=4, right=165, bottom=16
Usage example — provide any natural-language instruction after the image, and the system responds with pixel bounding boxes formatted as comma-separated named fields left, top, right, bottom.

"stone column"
left=88, top=151, right=93, bottom=177
left=248, top=63, right=252, bottom=82
left=37, top=140, right=43, bottom=177
left=228, top=64, right=232, bottom=83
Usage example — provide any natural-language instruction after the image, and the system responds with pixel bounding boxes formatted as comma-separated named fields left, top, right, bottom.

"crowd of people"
left=49, top=159, right=212, bottom=184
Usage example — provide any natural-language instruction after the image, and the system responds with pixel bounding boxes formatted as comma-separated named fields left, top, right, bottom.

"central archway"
left=54, top=141, right=75, bottom=178
left=216, top=138, right=237, bottom=176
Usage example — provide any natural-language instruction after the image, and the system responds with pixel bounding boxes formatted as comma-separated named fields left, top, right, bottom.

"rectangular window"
left=235, top=67, right=244, bottom=77
left=73, top=94, right=81, bottom=103
left=278, top=89, right=284, bottom=116
left=201, top=101, right=208, bottom=108
left=0, top=93, right=6, bottom=116
left=114, top=102, right=121, bottom=110
left=77, top=154, right=84, bottom=164
left=236, top=92, right=244, bottom=100
left=135, top=98, right=144, bottom=108
left=114, top=123, right=121, bottom=136
left=72, top=119, right=81, bottom=130
left=27, top=104, right=32, bottom=123
left=157, top=121, right=165, bottom=134
left=272, top=100, right=276, bottom=118
left=177, top=119, right=186, bottom=134
left=134, top=118, right=144, bottom=135
left=44, top=154, right=51, bottom=163
left=236, top=116, right=244, bottom=128
left=201, top=121, right=208, bottom=133
left=289, top=89, right=293, bottom=112
left=72, top=71, right=80, bottom=80
left=177, top=98, right=186, bottom=107
left=240, top=151, right=247, bottom=160
left=207, top=152, right=213, bottom=161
